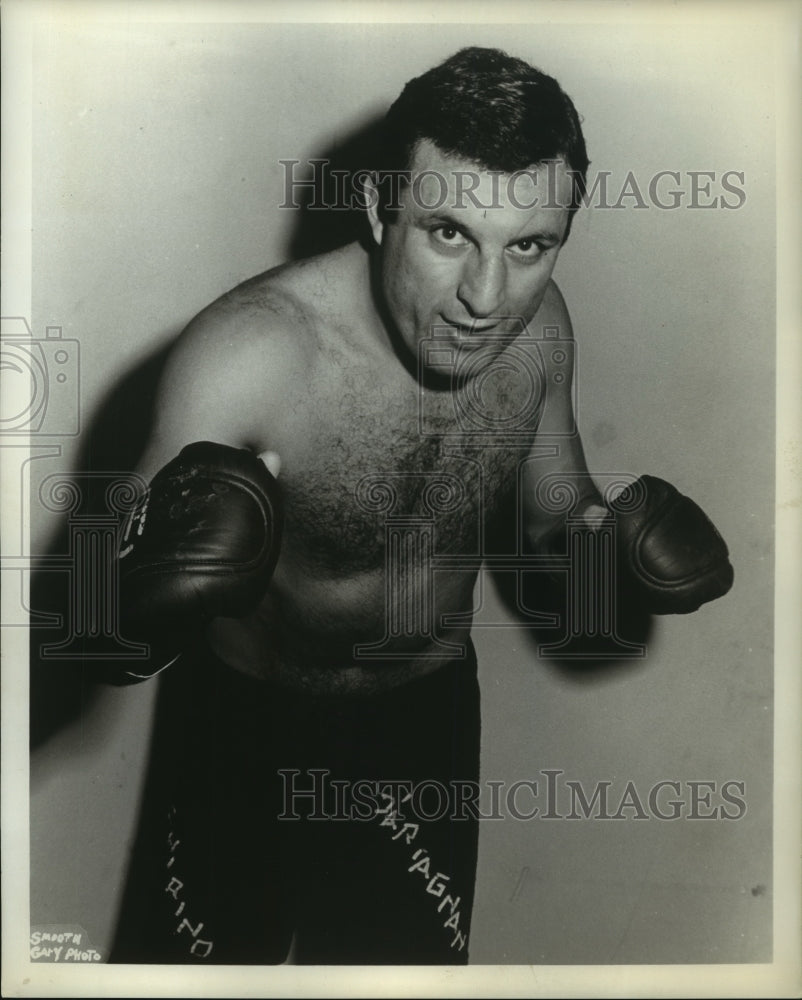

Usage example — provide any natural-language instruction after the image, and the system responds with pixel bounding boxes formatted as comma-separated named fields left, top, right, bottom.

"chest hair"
left=282, top=355, right=541, bottom=573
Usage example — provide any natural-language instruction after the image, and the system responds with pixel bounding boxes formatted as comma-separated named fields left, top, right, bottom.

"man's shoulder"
left=169, top=263, right=323, bottom=383
left=150, top=267, right=315, bottom=429
left=197, top=269, right=314, bottom=348
left=158, top=243, right=371, bottom=428
left=188, top=243, right=363, bottom=354
left=515, top=280, right=574, bottom=372
left=531, top=279, right=572, bottom=335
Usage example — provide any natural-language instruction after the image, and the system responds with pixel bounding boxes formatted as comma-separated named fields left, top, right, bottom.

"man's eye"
left=431, top=225, right=469, bottom=247
left=509, top=238, right=543, bottom=258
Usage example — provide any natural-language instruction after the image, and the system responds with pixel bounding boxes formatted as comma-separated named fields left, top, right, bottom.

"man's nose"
left=457, top=254, right=505, bottom=319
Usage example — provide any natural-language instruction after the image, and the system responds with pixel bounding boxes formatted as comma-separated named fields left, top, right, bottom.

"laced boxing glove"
left=113, top=441, right=283, bottom=683
left=528, top=474, right=733, bottom=618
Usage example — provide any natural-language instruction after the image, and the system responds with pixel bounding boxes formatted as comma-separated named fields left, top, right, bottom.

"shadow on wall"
left=29, top=338, right=175, bottom=750
left=286, top=111, right=386, bottom=260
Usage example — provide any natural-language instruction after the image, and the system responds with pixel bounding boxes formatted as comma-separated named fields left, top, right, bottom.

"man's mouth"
left=441, top=317, right=499, bottom=338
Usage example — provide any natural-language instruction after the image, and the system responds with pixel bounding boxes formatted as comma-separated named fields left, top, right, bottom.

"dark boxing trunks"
left=109, top=644, right=481, bottom=965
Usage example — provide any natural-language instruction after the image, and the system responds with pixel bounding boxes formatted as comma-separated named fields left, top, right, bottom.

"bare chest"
left=275, top=356, right=543, bottom=574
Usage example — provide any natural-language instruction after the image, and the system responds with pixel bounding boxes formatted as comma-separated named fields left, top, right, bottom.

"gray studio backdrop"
left=29, top=20, right=774, bottom=963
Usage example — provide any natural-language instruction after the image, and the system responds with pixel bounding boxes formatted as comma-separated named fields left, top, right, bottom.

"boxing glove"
left=528, top=474, right=733, bottom=618
left=114, top=441, right=283, bottom=682
left=605, top=474, right=733, bottom=614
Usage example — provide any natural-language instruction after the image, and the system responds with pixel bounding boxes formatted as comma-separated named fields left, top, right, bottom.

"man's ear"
left=363, top=173, right=384, bottom=246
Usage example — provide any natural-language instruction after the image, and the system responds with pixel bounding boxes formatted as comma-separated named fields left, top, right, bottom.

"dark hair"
left=376, top=47, right=589, bottom=234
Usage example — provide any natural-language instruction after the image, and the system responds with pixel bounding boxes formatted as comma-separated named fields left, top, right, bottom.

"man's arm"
left=521, top=281, right=733, bottom=618
left=135, top=299, right=273, bottom=478
left=110, top=299, right=287, bottom=681
left=520, top=280, right=603, bottom=551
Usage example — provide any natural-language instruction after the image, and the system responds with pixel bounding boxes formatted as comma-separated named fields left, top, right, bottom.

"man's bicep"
left=135, top=310, right=259, bottom=480
left=521, top=284, right=599, bottom=547
left=522, top=428, right=596, bottom=549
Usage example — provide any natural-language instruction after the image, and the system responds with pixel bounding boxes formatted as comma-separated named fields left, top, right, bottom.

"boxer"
left=105, top=47, right=733, bottom=964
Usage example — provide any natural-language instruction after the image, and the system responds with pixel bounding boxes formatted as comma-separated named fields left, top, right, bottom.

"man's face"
left=370, top=139, right=574, bottom=377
